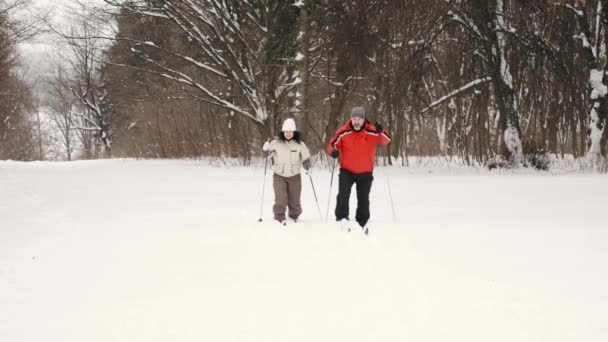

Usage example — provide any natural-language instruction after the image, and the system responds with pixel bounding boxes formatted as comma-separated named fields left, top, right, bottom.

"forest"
left=1, top=0, right=607, bottom=170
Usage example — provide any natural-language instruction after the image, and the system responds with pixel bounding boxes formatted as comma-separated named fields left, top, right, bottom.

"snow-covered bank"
left=1, top=159, right=607, bottom=342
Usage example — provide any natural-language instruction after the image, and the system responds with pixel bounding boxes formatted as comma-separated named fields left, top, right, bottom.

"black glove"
left=330, top=150, right=339, bottom=159
left=374, top=122, right=383, bottom=133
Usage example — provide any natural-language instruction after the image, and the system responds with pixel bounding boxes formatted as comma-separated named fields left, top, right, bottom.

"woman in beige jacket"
left=262, top=118, right=312, bottom=225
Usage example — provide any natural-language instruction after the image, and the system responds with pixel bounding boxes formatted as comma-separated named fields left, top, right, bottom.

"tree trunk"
left=492, top=0, right=523, bottom=165
left=294, top=1, right=310, bottom=141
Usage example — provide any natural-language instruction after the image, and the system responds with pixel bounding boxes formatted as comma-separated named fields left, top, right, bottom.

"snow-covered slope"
left=1, top=159, right=607, bottom=341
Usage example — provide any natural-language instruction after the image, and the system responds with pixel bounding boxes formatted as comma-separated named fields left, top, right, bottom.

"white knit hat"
left=281, top=118, right=296, bottom=132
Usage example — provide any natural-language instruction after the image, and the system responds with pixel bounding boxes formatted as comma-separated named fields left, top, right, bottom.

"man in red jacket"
left=327, top=107, right=391, bottom=234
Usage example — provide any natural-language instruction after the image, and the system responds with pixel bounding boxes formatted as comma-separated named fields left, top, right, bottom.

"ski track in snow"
left=1, top=159, right=607, bottom=342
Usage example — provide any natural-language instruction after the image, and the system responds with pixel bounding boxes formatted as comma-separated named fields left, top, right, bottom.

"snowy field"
left=1, top=159, right=607, bottom=342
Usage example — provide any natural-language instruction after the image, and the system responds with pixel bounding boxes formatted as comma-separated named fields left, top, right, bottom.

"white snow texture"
left=1, top=159, right=607, bottom=342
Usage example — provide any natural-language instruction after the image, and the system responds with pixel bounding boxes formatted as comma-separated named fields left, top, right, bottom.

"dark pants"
left=335, top=168, right=373, bottom=227
left=273, top=174, right=302, bottom=221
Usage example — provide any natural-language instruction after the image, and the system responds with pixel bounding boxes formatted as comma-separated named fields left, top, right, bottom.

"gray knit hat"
left=350, top=107, right=366, bottom=119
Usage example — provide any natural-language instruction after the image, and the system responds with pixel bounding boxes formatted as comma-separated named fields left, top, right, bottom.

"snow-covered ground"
left=1, top=159, right=607, bottom=342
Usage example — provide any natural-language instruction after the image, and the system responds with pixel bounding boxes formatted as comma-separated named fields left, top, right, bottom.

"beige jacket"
left=265, top=139, right=311, bottom=177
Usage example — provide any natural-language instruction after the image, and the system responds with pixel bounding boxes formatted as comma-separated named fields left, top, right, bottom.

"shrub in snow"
left=523, top=149, right=550, bottom=171
left=486, top=155, right=511, bottom=170
left=486, top=148, right=550, bottom=171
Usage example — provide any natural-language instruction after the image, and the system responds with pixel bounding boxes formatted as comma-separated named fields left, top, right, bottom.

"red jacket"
left=327, top=120, right=391, bottom=173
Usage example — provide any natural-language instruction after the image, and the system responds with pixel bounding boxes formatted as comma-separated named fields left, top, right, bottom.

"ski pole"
left=258, top=154, right=270, bottom=222
left=384, top=167, right=397, bottom=223
left=384, top=145, right=397, bottom=223
left=308, top=174, right=323, bottom=221
left=325, top=158, right=336, bottom=222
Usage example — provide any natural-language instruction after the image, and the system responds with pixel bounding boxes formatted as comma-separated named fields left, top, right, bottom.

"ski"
left=349, top=225, right=369, bottom=235
left=339, top=219, right=369, bottom=236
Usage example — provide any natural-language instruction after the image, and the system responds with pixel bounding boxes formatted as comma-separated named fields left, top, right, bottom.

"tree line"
left=3, top=0, right=608, bottom=169
left=0, top=0, right=38, bottom=160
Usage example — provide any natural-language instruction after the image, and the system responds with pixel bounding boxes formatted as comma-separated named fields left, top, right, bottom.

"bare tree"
left=92, top=0, right=306, bottom=139
left=0, top=0, right=37, bottom=45
left=47, top=68, right=78, bottom=161
left=566, top=0, right=608, bottom=161
left=55, top=16, right=113, bottom=158
left=291, top=0, right=311, bottom=140
left=0, top=1, right=37, bottom=160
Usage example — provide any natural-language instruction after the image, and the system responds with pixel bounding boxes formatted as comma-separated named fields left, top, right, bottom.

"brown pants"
left=273, top=173, right=302, bottom=221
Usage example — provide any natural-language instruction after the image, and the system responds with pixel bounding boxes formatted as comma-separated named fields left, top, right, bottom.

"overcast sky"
left=17, top=0, right=109, bottom=98
left=17, top=0, right=72, bottom=91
